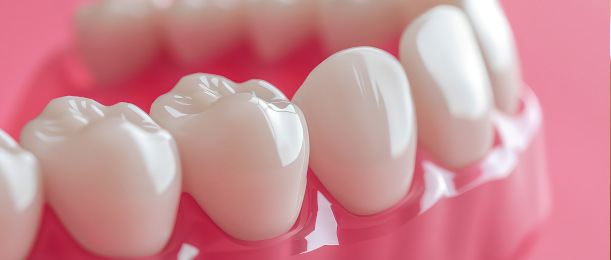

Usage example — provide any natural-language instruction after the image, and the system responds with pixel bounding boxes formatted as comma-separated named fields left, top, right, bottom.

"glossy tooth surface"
left=246, top=0, right=314, bottom=61
left=293, top=47, right=417, bottom=216
left=151, top=74, right=309, bottom=241
left=0, top=130, right=43, bottom=260
left=399, top=6, right=494, bottom=168
left=75, top=0, right=159, bottom=84
left=20, top=97, right=181, bottom=258
left=460, top=0, right=522, bottom=113
left=162, top=0, right=243, bottom=65
left=317, top=0, right=403, bottom=53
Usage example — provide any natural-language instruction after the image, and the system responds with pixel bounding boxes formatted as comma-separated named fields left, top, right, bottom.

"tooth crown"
left=293, top=47, right=417, bottom=215
left=0, top=130, right=43, bottom=260
left=20, top=97, right=181, bottom=258
left=399, top=6, right=494, bottom=168
left=151, top=73, right=309, bottom=241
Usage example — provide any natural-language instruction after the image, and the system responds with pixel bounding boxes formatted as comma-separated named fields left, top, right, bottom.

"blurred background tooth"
left=399, top=0, right=455, bottom=26
left=0, top=130, right=42, bottom=260
left=162, top=0, right=244, bottom=66
left=317, top=0, right=404, bottom=53
left=151, top=74, right=308, bottom=241
left=399, top=6, right=494, bottom=168
left=293, top=47, right=416, bottom=215
left=246, top=0, right=314, bottom=62
left=20, top=97, right=181, bottom=258
left=459, top=0, right=522, bottom=113
left=74, top=0, right=159, bottom=84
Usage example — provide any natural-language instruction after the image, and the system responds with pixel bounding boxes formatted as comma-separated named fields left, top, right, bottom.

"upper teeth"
left=0, top=130, right=43, bottom=260
left=20, top=97, right=182, bottom=258
left=151, top=73, right=310, bottom=241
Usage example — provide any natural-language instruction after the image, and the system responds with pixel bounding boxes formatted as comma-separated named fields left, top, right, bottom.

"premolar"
left=293, top=47, right=417, bottom=216
left=20, top=97, right=181, bottom=258
left=399, top=6, right=494, bottom=168
left=0, top=130, right=43, bottom=260
left=151, top=73, right=309, bottom=241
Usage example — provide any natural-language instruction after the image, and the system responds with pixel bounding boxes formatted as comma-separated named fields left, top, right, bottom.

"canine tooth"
left=74, top=0, right=160, bottom=84
left=151, top=74, right=309, bottom=241
left=246, top=0, right=314, bottom=61
left=460, top=0, right=522, bottom=113
left=317, top=0, right=404, bottom=53
left=162, top=0, right=244, bottom=65
left=292, top=47, right=417, bottom=215
left=20, top=97, right=181, bottom=258
left=0, top=130, right=43, bottom=260
left=399, top=6, right=494, bottom=168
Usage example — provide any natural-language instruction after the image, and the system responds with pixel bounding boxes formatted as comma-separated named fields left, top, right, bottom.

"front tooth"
left=0, top=130, right=43, bottom=260
left=399, top=6, right=494, bottom=168
left=162, top=0, right=244, bottom=66
left=74, top=0, right=160, bottom=84
left=20, top=97, right=181, bottom=258
left=399, top=0, right=455, bottom=25
left=459, top=0, right=522, bottom=113
left=292, top=47, right=417, bottom=216
left=317, top=0, right=404, bottom=53
left=151, top=74, right=309, bottom=241
left=246, top=0, right=315, bottom=61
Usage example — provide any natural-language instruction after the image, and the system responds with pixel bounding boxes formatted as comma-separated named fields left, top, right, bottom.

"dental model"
left=399, top=6, right=494, bottom=168
left=20, top=97, right=182, bottom=258
left=162, top=0, right=244, bottom=65
left=150, top=74, right=309, bottom=241
left=459, top=0, right=522, bottom=113
left=293, top=47, right=417, bottom=215
left=0, top=130, right=43, bottom=260
left=75, top=0, right=160, bottom=84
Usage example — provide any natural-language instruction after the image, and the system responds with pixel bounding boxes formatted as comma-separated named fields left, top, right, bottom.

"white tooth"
left=317, top=0, right=404, bottom=53
left=74, top=0, right=160, bottom=84
left=399, top=0, right=455, bottom=25
left=246, top=0, right=315, bottom=61
left=162, top=0, right=244, bottom=66
left=459, top=0, right=522, bottom=113
left=151, top=73, right=309, bottom=241
left=20, top=97, right=181, bottom=258
left=292, top=47, right=417, bottom=216
left=399, top=6, right=494, bottom=168
left=0, top=130, right=43, bottom=260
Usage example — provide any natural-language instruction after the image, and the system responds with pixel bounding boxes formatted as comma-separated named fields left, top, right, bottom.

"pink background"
left=0, top=1, right=609, bottom=259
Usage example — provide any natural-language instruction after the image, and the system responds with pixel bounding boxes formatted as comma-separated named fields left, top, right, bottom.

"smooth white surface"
left=151, top=73, right=309, bottom=241
left=20, top=97, right=181, bottom=258
left=293, top=47, right=417, bottom=215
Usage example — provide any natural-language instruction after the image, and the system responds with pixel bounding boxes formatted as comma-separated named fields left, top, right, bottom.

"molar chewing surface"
left=20, top=97, right=181, bottom=258
left=151, top=73, right=309, bottom=241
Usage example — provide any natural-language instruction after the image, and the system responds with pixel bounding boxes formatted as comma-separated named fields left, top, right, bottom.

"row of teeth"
left=76, top=0, right=521, bottom=111
left=1, top=4, right=521, bottom=260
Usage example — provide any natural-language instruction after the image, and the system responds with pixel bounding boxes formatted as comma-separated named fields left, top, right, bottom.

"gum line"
left=24, top=88, right=546, bottom=259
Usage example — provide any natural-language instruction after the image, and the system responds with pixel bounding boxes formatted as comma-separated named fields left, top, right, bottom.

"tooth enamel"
left=0, top=130, right=43, bottom=260
left=400, top=0, right=455, bottom=25
left=75, top=0, right=160, bottom=84
left=460, top=0, right=522, bottom=113
left=292, top=47, right=417, bottom=215
left=20, top=97, right=181, bottom=258
left=317, top=0, right=404, bottom=53
left=399, top=6, right=494, bottom=168
left=246, top=0, right=314, bottom=61
left=151, top=74, right=309, bottom=241
left=162, top=0, right=244, bottom=65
